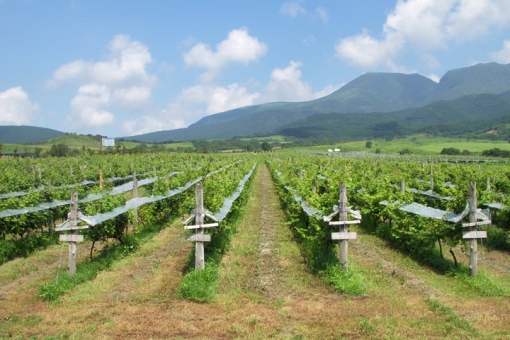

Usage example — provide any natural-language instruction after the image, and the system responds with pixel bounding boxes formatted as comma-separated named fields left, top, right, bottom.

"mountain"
left=422, top=62, right=510, bottom=104
left=124, top=63, right=510, bottom=142
left=276, top=92, right=510, bottom=140
left=0, top=126, right=65, bottom=144
left=123, top=73, right=439, bottom=142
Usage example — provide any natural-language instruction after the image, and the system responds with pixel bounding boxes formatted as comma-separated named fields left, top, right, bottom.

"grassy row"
left=176, top=165, right=256, bottom=302
left=267, top=162, right=367, bottom=295
left=38, top=220, right=174, bottom=302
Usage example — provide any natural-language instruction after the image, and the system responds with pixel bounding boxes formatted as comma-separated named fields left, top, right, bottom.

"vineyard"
left=1, top=150, right=510, bottom=338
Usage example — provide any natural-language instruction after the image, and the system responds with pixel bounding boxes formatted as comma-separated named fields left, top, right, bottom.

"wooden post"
left=48, top=180, right=53, bottom=191
left=339, top=183, right=348, bottom=271
left=68, top=190, right=78, bottom=275
left=486, top=177, right=490, bottom=191
left=312, top=179, right=317, bottom=195
left=70, top=165, right=73, bottom=176
left=195, top=183, right=205, bottom=270
left=430, top=164, right=434, bottom=190
left=48, top=210, right=53, bottom=233
left=99, top=170, right=103, bottom=189
left=183, top=184, right=218, bottom=270
left=133, top=169, right=138, bottom=227
left=469, top=182, right=478, bottom=277
left=38, top=167, right=44, bottom=180
left=400, top=179, right=405, bottom=193
left=153, top=166, right=157, bottom=177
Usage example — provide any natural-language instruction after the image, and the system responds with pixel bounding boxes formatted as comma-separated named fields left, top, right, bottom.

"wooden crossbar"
left=184, top=223, right=218, bottom=230
left=329, top=220, right=361, bottom=226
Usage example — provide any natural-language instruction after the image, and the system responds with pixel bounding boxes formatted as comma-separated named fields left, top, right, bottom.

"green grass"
left=319, top=263, right=366, bottom=296
left=305, top=135, right=510, bottom=155
left=176, top=262, right=219, bottom=302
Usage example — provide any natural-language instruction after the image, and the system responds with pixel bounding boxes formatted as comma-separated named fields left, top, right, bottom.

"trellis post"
left=55, top=190, right=93, bottom=275
left=430, top=164, right=434, bottom=190
left=99, top=170, right=103, bottom=189
left=327, top=182, right=359, bottom=272
left=400, top=179, right=405, bottom=193
left=133, top=169, right=138, bottom=227
left=68, top=191, right=78, bottom=275
left=462, top=182, right=489, bottom=277
left=183, top=183, right=218, bottom=270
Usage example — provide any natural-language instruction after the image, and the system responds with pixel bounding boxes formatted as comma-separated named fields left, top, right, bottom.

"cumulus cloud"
left=280, top=1, right=328, bottom=22
left=263, top=61, right=340, bottom=102
left=48, top=35, right=156, bottom=130
left=335, top=0, right=510, bottom=68
left=69, top=84, right=115, bottom=128
left=183, top=28, right=267, bottom=81
left=489, top=40, right=510, bottom=63
left=49, top=35, right=155, bottom=87
left=0, top=87, right=39, bottom=125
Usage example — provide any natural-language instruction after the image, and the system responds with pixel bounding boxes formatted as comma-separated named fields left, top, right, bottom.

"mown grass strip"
left=176, top=165, right=256, bottom=302
left=425, top=298, right=476, bottom=335
left=38, top=220, right=172, bottom=302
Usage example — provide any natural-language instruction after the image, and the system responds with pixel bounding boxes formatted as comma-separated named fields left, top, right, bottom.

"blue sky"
left=1, top=0, right=510, bottom=138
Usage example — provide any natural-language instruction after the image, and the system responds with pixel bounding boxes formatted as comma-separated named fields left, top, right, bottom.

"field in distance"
left=309, top=135, right=510, bottom=155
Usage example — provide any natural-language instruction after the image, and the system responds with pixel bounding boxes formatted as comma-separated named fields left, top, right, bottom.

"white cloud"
left=427, top=74, right=441, bottom=83
left=49, top=35, right=156, bottom=129
left=183, top=28, right=267, bottom=81
left=280, top=1, right=306, bottom=17
left=336, top=0, right=510, bottom=68
left=281, top=1, right=328, bottom=23
left=335, top=31, right=405, bottom=68
left=50, top=35, right=155, bottom=87
left=489, top=40, right=510, bottom=63
left=69, top=84, right=115, bottom=128
left=263, top=61, right=340, bottom=102
left=0, top=87, right=39, bottom=125
left=122, top=115, right=186, bottom=136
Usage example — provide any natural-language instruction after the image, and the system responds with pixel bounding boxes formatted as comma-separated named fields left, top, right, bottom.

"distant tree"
left=482, top=148, right=510, bottom=158
left=48, top=144, right=69, bottom=157
left=33, top=147, right=42, bottom=158
left=375, top=148, right=381, bottom=154
left=261, top=142, right=272, bottom=151
left=399, top=148, right=412, bottom=155
left=440, top=147, right=461, bottom=155
left=461, top=149, right=471, bottom=156
left=365, top=141, right=373, bottom=149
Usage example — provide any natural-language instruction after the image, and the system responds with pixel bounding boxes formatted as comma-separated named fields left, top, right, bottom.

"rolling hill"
left=0, top=126, right=65, bottom=144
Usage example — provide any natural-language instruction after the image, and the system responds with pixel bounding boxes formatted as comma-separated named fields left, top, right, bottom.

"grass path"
left=1, top=163, right=510, bottom=338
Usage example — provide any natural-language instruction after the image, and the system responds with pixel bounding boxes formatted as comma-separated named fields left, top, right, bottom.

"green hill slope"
left=0, top=126, right=65, bottom=144
left=276, top=92, right=510, bottom=140
left=123, top=73, right=438, bottom=142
